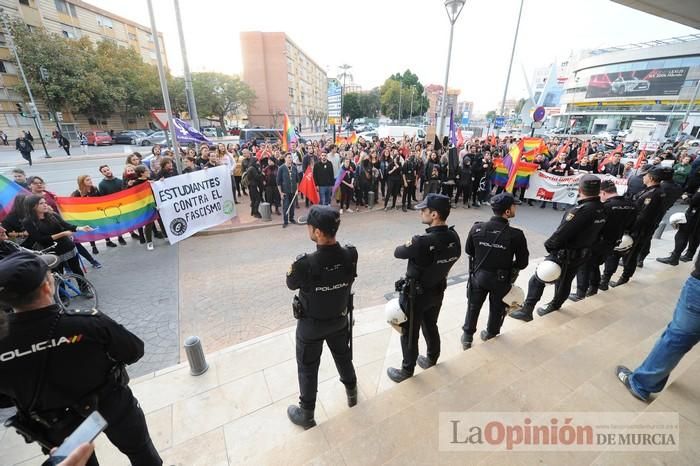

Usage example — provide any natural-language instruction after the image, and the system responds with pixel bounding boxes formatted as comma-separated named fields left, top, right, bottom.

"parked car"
left=201, top=127, right=218, bottom=138
left=85, top=130, right=113, bottom=146
left=596, top=130, right=619, bottom=141
left=114, top=130, right=148, bottom=145
left=139, top=131, right=168, bottom=146
left=228, top=126, right=240, bottom=136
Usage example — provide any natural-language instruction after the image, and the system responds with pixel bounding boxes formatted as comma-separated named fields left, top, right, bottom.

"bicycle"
left=26, top=243, right=99, bottom=311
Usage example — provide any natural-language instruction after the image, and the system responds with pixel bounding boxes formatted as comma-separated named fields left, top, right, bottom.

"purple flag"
left=332, top=167, right=347, bottom=195
left=449, top=108, right=457, bottom=146
left=172, top=118, right=212, bottom=145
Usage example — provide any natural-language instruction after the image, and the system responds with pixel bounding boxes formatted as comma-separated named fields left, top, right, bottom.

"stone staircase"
left=2, top=233, right=697, bottom=465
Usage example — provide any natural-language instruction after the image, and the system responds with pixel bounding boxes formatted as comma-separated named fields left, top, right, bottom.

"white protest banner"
left=151, top=165, right=236, bottom=244
left=525, top=172, right=627, bottom=205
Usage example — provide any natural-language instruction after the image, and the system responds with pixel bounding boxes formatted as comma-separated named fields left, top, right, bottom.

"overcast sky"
left=87, top=0, right=697, bottom=114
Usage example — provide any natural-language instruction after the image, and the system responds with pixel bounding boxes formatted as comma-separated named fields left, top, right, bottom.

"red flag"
left=635, top=149, right=647, bottom=169
left=598, top=144, right=623, bottom=172
left=298, top=166, right=320, bottom=205
left=577, top=141, right=589, bottom=161
left=556, top=142, right=569, bottom=159
left=456, top=128, right=464, bottom=148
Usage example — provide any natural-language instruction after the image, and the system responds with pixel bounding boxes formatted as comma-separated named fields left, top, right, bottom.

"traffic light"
left=15, top=102, right=25, bottom=117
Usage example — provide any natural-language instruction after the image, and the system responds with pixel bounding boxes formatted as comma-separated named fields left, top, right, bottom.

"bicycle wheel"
left=54, top=272, right=98, bottom=311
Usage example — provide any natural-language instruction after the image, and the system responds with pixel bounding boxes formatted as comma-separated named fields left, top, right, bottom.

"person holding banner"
left=510, top=175, right=606, bottom=322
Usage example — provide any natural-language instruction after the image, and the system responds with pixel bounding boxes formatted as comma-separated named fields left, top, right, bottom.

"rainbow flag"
left=0, top=174, right=29, bottom=221
left=492, top=142, right=539, bottom=191
left=56, top=183, right=158, bottom=243
left=281, top=113, right=296, bottom=152
left=335, top=132, right=358, bottom=145
left=520, top=137, right=548, bottom=161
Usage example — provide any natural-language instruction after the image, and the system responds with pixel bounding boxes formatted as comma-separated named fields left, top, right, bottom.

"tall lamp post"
left=339, top=64, right=351, bottom=134
left=497, top=0, right=524, bottom=135
left=437, top=0, right=466, bottom=139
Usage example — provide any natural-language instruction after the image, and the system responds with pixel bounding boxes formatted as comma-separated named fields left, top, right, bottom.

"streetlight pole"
left=339, top=64, right=351, bottom=134
left=1, top=11, right=51, bottom=158
left=677, top=79, right=700, bottom=142
left=437, top=0, right=467, bottom=139
left=410, top=87, right=415, bottom=122
left=173, top=0, right=199, bottom=131
left=497, top=0, right=524, bottom=136
left=398, top=80, right=403, bottom=124
left=146, top=0, right=181, bottom=171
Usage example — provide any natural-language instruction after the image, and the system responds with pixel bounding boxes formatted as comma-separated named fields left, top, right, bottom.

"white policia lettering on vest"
left=0, top=334, right=83, bottom=362
left=315, top=283, right=350, bottom=292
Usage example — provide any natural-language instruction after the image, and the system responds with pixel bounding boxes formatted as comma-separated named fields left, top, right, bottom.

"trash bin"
left=184, top=336, right=208, bottom=376
left=260, top=202, right=272, bottom=221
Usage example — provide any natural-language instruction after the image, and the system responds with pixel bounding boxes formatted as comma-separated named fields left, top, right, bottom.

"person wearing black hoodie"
left=246, top=157, right=263, bottom=218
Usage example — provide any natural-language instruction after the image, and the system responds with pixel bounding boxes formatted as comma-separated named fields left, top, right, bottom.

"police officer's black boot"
left=656, top=254, right=679, bottom=266
left=568, top=291, right=585, bottom=302
left=680, top=253, right=694, bottom=262
left=586, top=286, right=598, bottom=297
left=460, top=332, right=473, bottom=350
left=610, top=275, right=630, bottom=288
left=417, top=355, right=436, bottom=369
left=346, top=385, right=358, bottom=407
left=509, top=304, right=534, bottom=322
left=287, top=405, right=316, bottom=429
left=387, top=367, right=412, bottom=383
left=598, top=274, right=611, bottom=291
left=537, top=302, right=559, bottom=316
left=480, top=330, right=497, bottom=342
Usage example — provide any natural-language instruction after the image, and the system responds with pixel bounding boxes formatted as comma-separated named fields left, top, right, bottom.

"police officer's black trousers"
left=524, top=260, right=583, bottom=310
left=672, top=216, right=700, bottom=258
left=576, top=245, right=613, bottom=294
left=296, top=317, right=356, bottom=411
left=622, top=231, right=654, bottom=278
left=400, top=293, right=443, bottom=373
left=402, top=182, right=416, bottom=208
left=47, top=386, right=162, bottom=466
left=463, top=271, right=510, bottom=337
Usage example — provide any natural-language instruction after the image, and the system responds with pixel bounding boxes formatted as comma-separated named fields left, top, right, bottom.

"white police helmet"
left=502, top=286, right=525, bottom=313
left=385, top=298, right=407, bottom=331
left=669, top=212, right=687, bottom=229
left=535, top=260, right=561, bottom=284
left=614, top=234, right=634, bottom=252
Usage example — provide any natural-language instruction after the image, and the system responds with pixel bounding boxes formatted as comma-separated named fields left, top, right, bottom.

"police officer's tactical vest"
left=300, top=246, right=357, bottom=320
left=407, top=227, right=461, bottom=290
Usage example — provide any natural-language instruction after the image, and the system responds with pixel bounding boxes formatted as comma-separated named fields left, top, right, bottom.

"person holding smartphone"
left=0, top=252, right=163, bottom=466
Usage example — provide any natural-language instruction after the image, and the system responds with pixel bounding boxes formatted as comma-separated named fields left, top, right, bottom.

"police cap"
left=600, top=179, right=617, bottom=193
left=0, top=251, right=50, bottom=301
left=648, top=166, right=673, bottom=181
left=307, top=205, right=340, bottom=236
left=490, top=193, right=521, bottom=213
left=415, top=193, right=451, bottom=219
left=579, top=174, right=601, bottom=196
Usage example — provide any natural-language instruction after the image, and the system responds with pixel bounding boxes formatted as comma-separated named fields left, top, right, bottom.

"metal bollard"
left=184, top=336, right=209, bottom=376
left=654, top=222, right=666, bottom=239
left=260, top=202, right=272, bottom=221
left=368, top=191, right=375, bottom=209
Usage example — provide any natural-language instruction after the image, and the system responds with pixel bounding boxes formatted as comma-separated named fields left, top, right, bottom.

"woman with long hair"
left=1, top=193, right=29, bottom=245
left=71, top=175, right=108, bottom=254
left=22, top=194, right=95, bottom=294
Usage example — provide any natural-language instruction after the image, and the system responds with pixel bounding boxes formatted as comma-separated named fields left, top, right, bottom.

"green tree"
left=486, top=110, right=497, bottom=121
left=514, top=97, right=528, bottom=115
left=342, top=92, right=362, bottom=121
left=359, top=88, right=381, bottom=118
left=380, top=70, right=429, bottom=120
left=190, top=72, right=255, bottom=130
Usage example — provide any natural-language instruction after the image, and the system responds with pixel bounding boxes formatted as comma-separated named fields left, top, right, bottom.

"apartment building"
left=241, top=31, right=327, bottom=130
left=0, top=0, right=168, bottom=139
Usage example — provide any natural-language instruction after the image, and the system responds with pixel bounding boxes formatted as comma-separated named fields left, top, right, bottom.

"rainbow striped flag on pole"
left=0, top=174, right=29, bottom=220
left=56, top=183, right=158, bottom=243
left=281, top=113, right=297, bottom=152
left=492, top=141, right=539, bottom=192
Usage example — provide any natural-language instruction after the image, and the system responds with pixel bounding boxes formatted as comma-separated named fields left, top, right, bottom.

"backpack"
left=241, top=171, right=249, bottom=189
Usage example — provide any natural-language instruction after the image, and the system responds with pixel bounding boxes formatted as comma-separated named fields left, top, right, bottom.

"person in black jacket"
left=246, top=157, right=263, bottom=218
left=22, top=195, right=94, bottom=289
left=277, top=154, right=299, bottom=227
left=98, top=165, right=133, bottom=245
left=15, top=131, right=34, bottom=166
left=455, top=154, right=472, bottom=207
left=462, top=193, right=528, bottom=349
left=383, top=156, right=402, bottom=210
left=0, top=252, right=162, bottom=466
left=603, top=153, right=625, bottom=178
left=658, top=170, right=700, bottom=265
left=510, top=175, right=606, bottom=321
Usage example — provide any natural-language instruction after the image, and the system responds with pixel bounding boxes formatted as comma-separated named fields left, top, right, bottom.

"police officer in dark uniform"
left=657, top=169, right=700, bottom=265
left=510, top=175, right=606, bottom=321
left=0, top=252, right=162, bottom=466
left=636, top=167, right=679, bottom=268
left=461, top=193, right=529, bottom=349
left=286, top=205, right=358, bottom=429
left=610, top=166, right=668, bottom=287
left=572, top=180, right=637, bottom=298
left=401, top=153, right=417, bottom=212
left=387, top=194, right=461, bottom=383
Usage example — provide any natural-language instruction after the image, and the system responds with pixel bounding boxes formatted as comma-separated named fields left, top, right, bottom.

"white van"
left=377, top=125, right=426, bottom=141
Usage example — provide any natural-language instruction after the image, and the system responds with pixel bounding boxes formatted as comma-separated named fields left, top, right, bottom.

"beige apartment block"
left=0, top=0, right=169, bottom=139
left=241, top=31, right=327, bottom=131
